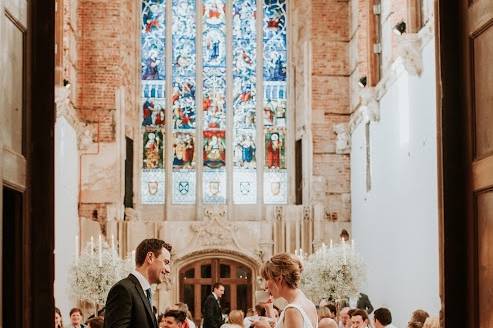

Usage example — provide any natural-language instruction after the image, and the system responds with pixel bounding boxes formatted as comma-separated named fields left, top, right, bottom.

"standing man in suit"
left=202, top=282, right=225, bottom=328
left=104, top=238, right=172, bottom=328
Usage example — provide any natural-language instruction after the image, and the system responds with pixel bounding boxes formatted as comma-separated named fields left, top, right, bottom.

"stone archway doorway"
left=179, top=258, right=253, bottom=324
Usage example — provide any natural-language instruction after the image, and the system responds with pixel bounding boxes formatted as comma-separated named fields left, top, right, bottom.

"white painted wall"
left=350, top=40, right=440, bottom=327
left=55, top=116, right=80, bottom=320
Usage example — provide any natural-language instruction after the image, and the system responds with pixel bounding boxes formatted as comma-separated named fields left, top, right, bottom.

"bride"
left=254, top=253, right=318, bottom=328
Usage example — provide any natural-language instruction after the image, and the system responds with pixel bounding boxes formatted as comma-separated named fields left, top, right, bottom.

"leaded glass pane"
left=142, top=0, right=166, bottom=205
left=143, top=130, right=164, bottom=169
left=172, top=0, right=197, bottom=204
left=233, top=168, right=257, bottom=204
left=263, top=0, right=287, bottom=204
left=233, top=0, right=257, bottom=204
left=142, top=169, right=165, bottom=204
left=203, top=0, right=227, bottom=203
left=263, top=170, right=288, bottom=204
left=203, top=170, right=227, bottom=204
left=173, top=170, right=196, bottom=204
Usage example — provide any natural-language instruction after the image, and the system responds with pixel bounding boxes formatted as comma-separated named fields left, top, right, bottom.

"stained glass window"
left=233, top=0, right=257, bottom=204
left=141, top=0, right=166, bottom=204
left=172, top=0, right=197, bottom=204
left=140, top=0, right=288, bottom=206
left=263, top=0, right=287, bottom=204
left=203, top=0, right=227, bottom=204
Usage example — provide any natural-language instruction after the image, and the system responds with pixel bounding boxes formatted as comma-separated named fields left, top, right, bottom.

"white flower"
left=68, top=242, right=133, bottom=305
left=301, top=244, right=366, bottom=303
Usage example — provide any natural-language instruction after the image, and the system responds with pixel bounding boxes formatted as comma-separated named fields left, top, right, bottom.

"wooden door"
left=462, top=1, right=493, bottom=327
left=1, top=1, right=28, bottom=326
left=179, top=259, right=252, bottom=324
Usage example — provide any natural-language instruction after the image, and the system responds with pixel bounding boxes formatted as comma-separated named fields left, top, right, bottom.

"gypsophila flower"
left=69, top=241, right=133, bottom=306
left=301, top=243, right=366, bottom=303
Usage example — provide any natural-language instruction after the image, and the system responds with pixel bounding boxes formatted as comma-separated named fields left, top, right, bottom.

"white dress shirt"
left=132, top=270, right=151, bottom=296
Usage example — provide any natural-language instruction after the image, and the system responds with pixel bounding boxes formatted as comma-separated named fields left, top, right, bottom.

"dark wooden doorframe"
left=436, top=1, right=469, bottom=327
left=24, top=0, right=56, bottom=326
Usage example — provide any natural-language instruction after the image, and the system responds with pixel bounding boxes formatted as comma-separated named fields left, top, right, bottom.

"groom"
left=104, top=238, right=172, bottom=328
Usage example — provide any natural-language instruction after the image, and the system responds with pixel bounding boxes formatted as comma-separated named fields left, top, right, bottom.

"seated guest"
left=220, top=310, right=244, bottom=328
left=55, top=307, right=64, bottom=328
left=69, top=308, right=86, bottom=328
left=168, top=302, right=197, bottom=328
left=373, top=308, right=396, bottom=328
left=349, top=309, right=369, bottom=328
left=318, top=306, right=333, bottom=320
left=243, top=305, right=263, bottom=328
left=338, top=307, right=351, bottom=328
left=86, top=317, right=103, bottom=328
left=319, top=318, right=338, bottom=328
left=161, top=310, right=188, bottom=328
left=407, top=310, right=429, bottom=328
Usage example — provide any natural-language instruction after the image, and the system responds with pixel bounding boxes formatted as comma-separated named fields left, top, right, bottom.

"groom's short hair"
left=135, top=238, right=172, bottom=266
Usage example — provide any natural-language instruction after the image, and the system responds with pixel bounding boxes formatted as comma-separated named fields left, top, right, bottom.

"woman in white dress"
left=253, top=253, right=318, bottom=328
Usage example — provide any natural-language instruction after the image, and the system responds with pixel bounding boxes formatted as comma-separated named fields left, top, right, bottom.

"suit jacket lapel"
left=128, top=274, right=157, bottom=328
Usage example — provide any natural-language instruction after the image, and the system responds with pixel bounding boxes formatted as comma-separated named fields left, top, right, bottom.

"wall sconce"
left=393, top=21, right=406, bottom=35
left=63, top=79, right=71, bottom=88
left=358, top=76, right=367, bottom=88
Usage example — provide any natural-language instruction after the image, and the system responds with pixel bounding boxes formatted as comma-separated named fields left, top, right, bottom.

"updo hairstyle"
left=260, top=253, right=303, bottom=289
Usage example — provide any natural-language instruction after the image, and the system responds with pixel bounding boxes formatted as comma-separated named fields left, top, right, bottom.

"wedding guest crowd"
left=56, top=238, right=438, bottom=328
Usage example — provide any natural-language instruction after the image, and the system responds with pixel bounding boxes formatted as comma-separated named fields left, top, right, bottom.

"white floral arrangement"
left=68, top=241, right=133, bottom=306
left=301, top=243, right=366, bottom=303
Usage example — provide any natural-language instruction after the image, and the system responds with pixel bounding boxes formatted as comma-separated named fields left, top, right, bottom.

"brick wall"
left=310, top=0, right=351, bottom=222
left=75, top=0, right=138, bottom=142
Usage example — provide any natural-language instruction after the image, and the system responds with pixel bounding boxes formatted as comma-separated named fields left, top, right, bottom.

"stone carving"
left=190, top=207, right=240, bottom=247
left=274, top=206, right=284, bottom=223
left=349, top=87, right=380, bottom=134
left=55, top=86, right=94, bottom=150
left=333, top=123, right=350, bottom=154
left=303, top=205, right=311, bottom=222
left=396, top=33, right=423, bottom=76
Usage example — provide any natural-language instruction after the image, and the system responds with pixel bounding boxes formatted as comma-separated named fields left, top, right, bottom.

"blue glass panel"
left=172, top=0, right=196, bottom=76
left=171, top=77, right=197, bottom=130
left=202, top=0, right=227, bottom=68
left=233, top=129, right=256, bottom=169
left=263, top=0, right=286, bottom=82
left=142, top=98, right=166, bottom=127
left=142, top=0, right=166, bottom=80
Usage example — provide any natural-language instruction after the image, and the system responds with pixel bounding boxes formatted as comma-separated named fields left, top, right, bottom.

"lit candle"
left=342, top=239, right=347, bottom=265
left=111, top=234, right=115, bottom=265
left=75, top=235, right=79, bottom=265
left=90, top=236, right=94, bottom=257
left=132, top=250, right=136, bottom=267
left=351, top=239, right=355, bottom=249
left=330, top=239, right=333, bottom=248
left=98, top=234, right=102, bottom=267
left=322, top=242, right=326, bottom=249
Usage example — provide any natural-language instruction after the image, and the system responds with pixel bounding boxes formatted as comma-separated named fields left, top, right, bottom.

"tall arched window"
left=141, top=0, right=288, bottom=206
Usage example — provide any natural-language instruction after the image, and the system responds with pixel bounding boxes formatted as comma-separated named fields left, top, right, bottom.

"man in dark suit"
left=356, top=293, right=374, bottom=314
left=202, top=282, right=225, bottom=328
left=104, top=238, right=172, bottom=328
